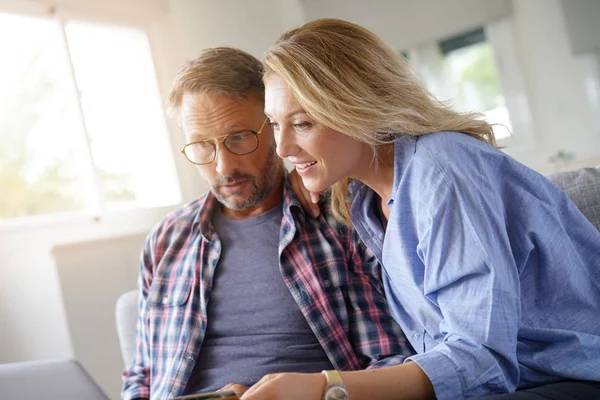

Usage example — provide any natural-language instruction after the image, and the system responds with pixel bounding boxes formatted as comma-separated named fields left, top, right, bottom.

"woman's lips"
left=296, top=161, right=317, bottom=176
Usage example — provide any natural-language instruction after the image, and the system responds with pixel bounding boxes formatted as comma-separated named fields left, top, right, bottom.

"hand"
left=240, top=372, right=326, bottom=400
left=288, top=168, right=323, bottom=218
left=219, top=383, right=250, bottom=398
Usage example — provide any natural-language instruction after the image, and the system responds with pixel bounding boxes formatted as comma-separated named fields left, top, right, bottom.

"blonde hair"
left=167, top=47, right=264, bottom=119
left=264, top=18, right=498, bottom=225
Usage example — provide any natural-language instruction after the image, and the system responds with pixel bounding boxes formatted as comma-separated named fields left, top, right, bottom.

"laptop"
left=0, top=359, right=110, bottom=400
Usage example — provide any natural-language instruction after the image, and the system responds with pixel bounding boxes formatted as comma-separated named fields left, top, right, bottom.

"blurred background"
left=0, top=0, right=599, bottom=398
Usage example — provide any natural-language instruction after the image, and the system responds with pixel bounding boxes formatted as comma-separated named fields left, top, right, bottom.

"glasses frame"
left=180, top=117, right=269, bottom=165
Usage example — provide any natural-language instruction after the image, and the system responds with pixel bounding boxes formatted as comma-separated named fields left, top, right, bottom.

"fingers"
left=240, top=373, right=322, bottom=400
left=240, top=374, right=277, bottom=399
left=220, top=383, right=249, bottom=397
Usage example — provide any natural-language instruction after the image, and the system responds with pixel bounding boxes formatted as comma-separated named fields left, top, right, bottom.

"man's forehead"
left=180, top=92, right=263, bottom=139
left=181, top=91, right=263, bottom=112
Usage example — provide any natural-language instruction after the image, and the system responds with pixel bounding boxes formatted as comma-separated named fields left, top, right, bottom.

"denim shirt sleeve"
left=403, top=146, right=521, bottom=399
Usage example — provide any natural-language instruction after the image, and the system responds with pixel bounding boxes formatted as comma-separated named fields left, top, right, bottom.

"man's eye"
left=269, top=121, right=280, bottom=130
left=197, top=141, right=212, bottom=148
left=228, top=131, right=252, bottom=142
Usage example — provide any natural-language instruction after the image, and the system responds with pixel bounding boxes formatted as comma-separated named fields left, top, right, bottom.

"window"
left=0, top=11, right=180, bottom=221
left=408, top=27, right=513, bottom=140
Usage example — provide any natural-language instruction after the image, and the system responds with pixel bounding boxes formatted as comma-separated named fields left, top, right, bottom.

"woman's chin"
left=304, top=179, right=330, bottom=194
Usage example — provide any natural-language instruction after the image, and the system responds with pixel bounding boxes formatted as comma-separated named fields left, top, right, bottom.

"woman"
left=240, top=19, right=600, bottom=400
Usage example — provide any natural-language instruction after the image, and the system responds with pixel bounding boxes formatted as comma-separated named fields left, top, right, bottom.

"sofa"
left=547, top=166, right=600, bottom=230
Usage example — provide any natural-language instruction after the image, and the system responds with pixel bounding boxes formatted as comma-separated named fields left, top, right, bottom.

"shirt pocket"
left=147, top=278, right=192, bottom=308
left=312, top=259, right=348, bottom=293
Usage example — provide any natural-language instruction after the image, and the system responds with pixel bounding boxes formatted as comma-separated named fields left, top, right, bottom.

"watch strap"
left=321, top=369, right=348, bottom=399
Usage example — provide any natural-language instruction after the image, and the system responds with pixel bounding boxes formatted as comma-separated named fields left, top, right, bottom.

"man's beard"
left=210, top=143, right=281, bottom=210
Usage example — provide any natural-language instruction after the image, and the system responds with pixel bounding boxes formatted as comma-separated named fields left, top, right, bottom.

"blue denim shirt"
left=350, top=132, right=600, bottom=400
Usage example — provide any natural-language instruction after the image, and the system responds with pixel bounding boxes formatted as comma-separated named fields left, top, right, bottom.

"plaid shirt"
left=121, top=177, right=413, bottom=400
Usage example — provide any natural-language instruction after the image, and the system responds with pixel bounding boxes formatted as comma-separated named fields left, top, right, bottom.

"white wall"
left=560, top=0, right=600, bottom=55
left=301, top=0, right=512, bottom=51
left=53, top=233, right=146, bottom=399
left=0, top=207, right=175, bottom=397
left=503, top=0, right=600, bottom=172
left=175, top=0, right=305, bottom=60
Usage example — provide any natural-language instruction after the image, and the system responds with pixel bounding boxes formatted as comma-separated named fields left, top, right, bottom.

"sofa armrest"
left=547, top=166, right=600, bottom=230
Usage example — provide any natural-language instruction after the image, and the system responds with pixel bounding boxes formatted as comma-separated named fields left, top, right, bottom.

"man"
left=121, top=47, right=412, bottom=400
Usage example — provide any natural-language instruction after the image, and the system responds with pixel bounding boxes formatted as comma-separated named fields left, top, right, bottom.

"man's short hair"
left=167, top=47, right=265, bottom=119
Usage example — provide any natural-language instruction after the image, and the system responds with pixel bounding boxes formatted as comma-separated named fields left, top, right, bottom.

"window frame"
left=484, top=18, right=536, bottom=152
left=0, top=0, right=182, bottom=232
left=406, top=19, right=535, bottom=153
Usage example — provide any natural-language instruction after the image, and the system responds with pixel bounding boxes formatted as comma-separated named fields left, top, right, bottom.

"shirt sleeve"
left=404, top=148, right=522, bottom=399
left=120, top=236, right=154, bottom=400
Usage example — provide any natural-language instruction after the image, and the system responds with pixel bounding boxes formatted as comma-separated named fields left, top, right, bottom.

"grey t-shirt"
left=184, top=204, right=333, bottom=394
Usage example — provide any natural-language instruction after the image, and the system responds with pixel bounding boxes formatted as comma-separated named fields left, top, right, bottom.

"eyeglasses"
left=180, top=117, right=269, bottom=165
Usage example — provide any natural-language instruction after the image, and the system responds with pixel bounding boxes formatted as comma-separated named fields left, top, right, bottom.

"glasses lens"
left=184, top=141, right=215, bottom=164
left=224, top=131, right=258, bottom=155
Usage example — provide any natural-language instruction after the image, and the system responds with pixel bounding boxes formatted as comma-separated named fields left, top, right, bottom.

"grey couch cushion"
left=0, top=359, right=109, bottom=400
left=116, top=289, right=139, bottom=368
left=547, top=166, right=600, bottom=230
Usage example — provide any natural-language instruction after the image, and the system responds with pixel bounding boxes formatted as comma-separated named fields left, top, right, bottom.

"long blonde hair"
left=264, top=18, right=498, bottom=225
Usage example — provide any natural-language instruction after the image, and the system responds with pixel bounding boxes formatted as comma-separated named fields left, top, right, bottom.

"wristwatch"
left=321, top=370, right=349, bottom=400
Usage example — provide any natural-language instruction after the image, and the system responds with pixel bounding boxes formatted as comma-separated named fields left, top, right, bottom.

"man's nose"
left=214, top=143, right=240, bottom=177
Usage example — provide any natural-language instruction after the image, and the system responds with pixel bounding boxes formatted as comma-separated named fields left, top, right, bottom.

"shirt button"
left=187, top=355, right=195, bottom=362
left=412, top=333, right=421, bottom=341
left=161, top=296, right=169, bottom=305
left=323, top=279, right=331, bottom=288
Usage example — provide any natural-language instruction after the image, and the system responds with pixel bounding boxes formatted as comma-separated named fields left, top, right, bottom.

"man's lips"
left=219, top=179, right=248, bottom=193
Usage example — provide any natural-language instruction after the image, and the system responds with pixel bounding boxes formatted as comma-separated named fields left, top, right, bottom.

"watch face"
left=325, top=386, right=349, bottom=400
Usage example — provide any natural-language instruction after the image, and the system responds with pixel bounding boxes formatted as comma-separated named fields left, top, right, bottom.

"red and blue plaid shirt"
left=121, top=177, right=413, bottom=400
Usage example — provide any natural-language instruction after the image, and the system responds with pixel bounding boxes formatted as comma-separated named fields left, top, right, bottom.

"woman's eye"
left=269, top=121, right=280, bottom=130
left=294, top=122, right=312, bottom=131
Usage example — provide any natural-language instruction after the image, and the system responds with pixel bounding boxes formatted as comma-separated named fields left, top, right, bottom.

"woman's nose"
left=275, top=126, right=297, bottom=159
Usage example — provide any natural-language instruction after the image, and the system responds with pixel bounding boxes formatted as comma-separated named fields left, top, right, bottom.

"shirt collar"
left=349, top=134, right=419, bottom=212
left=192, top=191, right=220, bottom=242
left=388, top=135, right=419, bottom=204
left=281, top=170, right=307, bottom=224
